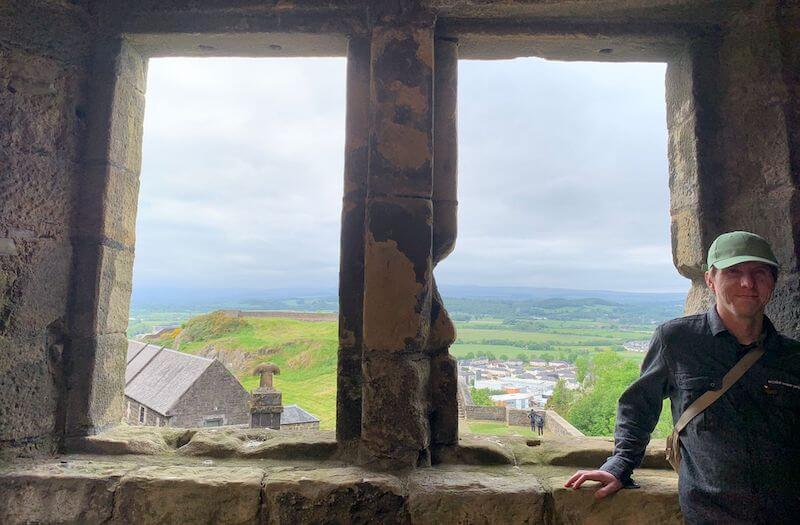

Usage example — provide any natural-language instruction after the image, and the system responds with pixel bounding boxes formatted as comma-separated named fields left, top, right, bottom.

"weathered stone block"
left=425, top=284, right=455, bottom=351
left=407, top=468, right=547, bottom=524
left=428, top=352, right=458, bottom=446
left=363, top=196, right=432, bottom=354
left=547, top=471, right=681, bottom=525
left=9, top=239, right=72, bottom=336
left=0, top=335, right=59, bottom=443
left=343, top=35, right=370, bottom=197
left=65, top=424, right=192, bottom=455
left=76, top=161, right=141, bottom=248
left=70, top=244, right=134, bottom=337
left=360, top=353, right=431, bottom=469
left=368, top=22, right=434, bottom=198
left=670, top=208, right=706, bottom=280
left=336, top=349, right=362, bottom=442
left=431, top=436, right=515, bottom=466
left=0, top=238, right=17, bottom=256
left=84, top=49, right=146, bottom=173
left=112, top=466, right=263, bottom=524
left=0, top=465, right=124, bottom=525
left=262, top=467, right=407, bottom=525
left=176, top=430, right=243, bottom=458
left=64, top=333, right=127, bottom=436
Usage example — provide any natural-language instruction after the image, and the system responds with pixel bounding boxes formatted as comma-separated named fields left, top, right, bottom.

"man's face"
left=704, top=261, right=776, bottom=321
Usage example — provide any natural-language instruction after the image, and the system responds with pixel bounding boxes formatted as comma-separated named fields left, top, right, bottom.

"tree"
left=516, top=353, right=529, bottom=362
left=567, top=351, right=638, bottom=436
left=470, top=387, right=494, bottom=406
left=546, top=378, right=576, bottom=415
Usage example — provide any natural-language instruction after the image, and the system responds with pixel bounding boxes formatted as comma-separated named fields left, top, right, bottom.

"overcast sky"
left=133, top=57, right=688, bottom=295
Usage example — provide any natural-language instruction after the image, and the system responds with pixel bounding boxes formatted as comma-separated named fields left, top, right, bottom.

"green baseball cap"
left=707, top=231, right=779, bottom=270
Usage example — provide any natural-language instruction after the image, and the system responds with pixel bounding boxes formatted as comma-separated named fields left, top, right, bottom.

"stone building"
left=125, top=341, right=250, bottom=428
left=280, top=404, right=321, bottom=431
left=2, top=1, right=800, bottom=523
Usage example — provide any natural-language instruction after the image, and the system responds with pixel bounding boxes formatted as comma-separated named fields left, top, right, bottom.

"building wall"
left=464, top=405, right=506, bottom=422
left=123, top=397, right=168, bottom=427
left=169, top=361, right=250, bottom=428
left=281, top=422, right=321, bottom=431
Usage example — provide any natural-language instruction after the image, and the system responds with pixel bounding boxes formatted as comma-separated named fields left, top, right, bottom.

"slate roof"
left=280, top=404, right=319, bottom=425
left=125, top=340, right=215, bottom=416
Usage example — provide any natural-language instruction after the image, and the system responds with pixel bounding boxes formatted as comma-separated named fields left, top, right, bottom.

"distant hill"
left=131, top=284, right=685, bottom=312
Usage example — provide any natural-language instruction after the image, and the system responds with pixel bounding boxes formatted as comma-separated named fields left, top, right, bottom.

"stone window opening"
left=125, top=56, right=345, bottom=432
left=452, top=57, right=677, bottom=437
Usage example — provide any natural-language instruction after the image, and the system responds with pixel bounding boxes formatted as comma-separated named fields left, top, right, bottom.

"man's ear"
left=704, top=270, right=715, bottom=292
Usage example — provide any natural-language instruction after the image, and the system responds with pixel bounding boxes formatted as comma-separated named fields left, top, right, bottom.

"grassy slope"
left=149, top=315, right=339, bottom=430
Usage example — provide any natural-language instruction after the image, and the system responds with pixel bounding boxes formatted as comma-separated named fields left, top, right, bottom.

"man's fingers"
left=565, top=470, right=620, bottom=493
left=594, top=480, right=622, bottom=499
left=564, top=471, right=585, bottom=488
left=572, top=473, right=593, bottom=490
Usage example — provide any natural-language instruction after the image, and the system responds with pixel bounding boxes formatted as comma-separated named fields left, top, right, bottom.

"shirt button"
left=710, top=381, right=717, bottom=388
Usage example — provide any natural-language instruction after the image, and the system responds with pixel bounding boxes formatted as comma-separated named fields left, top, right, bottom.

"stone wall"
left=0, top=1, right=95, bottom=456
left=281, top=422, right=321, bottom=432
left=2, top=0, right=800, bottom=470
left=540, top=410, right=585, bottom=438
left=507, top=408, right=534, bottom=427
left=464, top=405, right=506, bottom=422
left=169, top=361, right=250, bottom=428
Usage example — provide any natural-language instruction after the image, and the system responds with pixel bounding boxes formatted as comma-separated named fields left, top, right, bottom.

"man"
left=528, top=408, right=537, bottom=433
left=565, top=231, right=800, bottom=524
left=536, top=412, right=545, bottom=436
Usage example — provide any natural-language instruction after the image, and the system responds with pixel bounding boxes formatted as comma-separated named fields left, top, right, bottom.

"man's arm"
left=566, top=327, right=670, bottom=496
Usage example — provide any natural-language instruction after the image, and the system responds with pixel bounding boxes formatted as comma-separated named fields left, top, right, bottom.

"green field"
left=461, top=421, right=539, bottom=437
left=141, top=311, right=653, bottom=433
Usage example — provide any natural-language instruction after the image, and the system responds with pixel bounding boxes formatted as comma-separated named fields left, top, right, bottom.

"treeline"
left=455, top=338, right=622, bottom=349
left=459, top=348, right=592, bottom=364
left=445, top=297, right=682, bottom=324
left=546, top=351, right=672, bottom=438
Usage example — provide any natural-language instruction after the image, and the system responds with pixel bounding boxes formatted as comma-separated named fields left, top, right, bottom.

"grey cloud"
left=133, top=56, right=686, bottom=295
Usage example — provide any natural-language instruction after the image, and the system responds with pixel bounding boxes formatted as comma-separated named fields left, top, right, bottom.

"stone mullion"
left=666, top=38, right=723, bottom=315
left=428, top=37, right=459, bottom=449
left=65, top=38, right=147, bottom=437
left=337, top=35, right=370, bottom=445
left=360, top=15, right=436, bottom=469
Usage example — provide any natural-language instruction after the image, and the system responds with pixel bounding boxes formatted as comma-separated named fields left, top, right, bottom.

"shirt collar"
left=706, top=305, right=777, bottom=344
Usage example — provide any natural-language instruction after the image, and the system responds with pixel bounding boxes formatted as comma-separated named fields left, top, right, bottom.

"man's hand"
left=564, top=470, right=623, bottom=499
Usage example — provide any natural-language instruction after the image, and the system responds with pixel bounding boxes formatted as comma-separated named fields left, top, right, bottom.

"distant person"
left=564, top=231, right=800, bottom=524
left=528, top=409, right=536, bottom=432
left=535, top=413, right=544, bottom=436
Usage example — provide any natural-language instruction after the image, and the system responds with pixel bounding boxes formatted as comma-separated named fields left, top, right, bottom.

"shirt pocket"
left=675, top=374, right=721, bottom=431
left=763, top=377, right=800, bottom=431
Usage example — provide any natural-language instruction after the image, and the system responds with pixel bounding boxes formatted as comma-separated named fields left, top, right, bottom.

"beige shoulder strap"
left=674, top=346, right=765, bottom=434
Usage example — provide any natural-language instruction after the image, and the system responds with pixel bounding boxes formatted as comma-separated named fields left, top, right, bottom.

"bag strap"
left=674, top=345, right=765, bottom=434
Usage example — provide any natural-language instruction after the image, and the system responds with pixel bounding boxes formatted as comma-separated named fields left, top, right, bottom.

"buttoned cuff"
left=599, top=456, right=632, bottom=484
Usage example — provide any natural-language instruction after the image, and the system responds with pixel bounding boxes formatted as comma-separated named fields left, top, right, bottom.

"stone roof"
left=125, top=340, right=215, bottom=416
left=280, top=404, right=319, bottom=425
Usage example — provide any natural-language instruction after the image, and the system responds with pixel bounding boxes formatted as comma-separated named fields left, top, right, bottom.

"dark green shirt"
left=600, top=307, right=800, bottom=524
